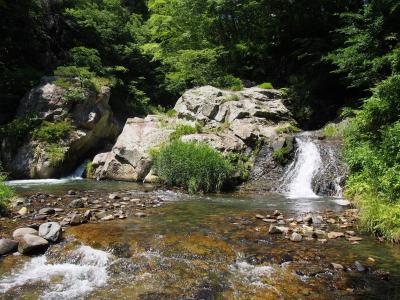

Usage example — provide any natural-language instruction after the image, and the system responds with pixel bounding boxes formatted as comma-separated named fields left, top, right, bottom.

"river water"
left=1, top=180, right=400, bottom=299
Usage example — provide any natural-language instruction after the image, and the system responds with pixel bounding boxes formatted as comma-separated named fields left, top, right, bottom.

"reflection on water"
left=1, top=180, right=400, bottom=299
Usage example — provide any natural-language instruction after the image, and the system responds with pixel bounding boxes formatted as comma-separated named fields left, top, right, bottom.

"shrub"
left=275, top=124, right=301, bottom=134
left=226, top=152, right=251, bottom=182
left=258, top=82, right=274, bottom=89
left=33, top=121, right=73, bottom=143
left=0, top=174, right=14, bottom=216
left=151, top=140, right=233, bottom=193
left=165, top=109, right=177, bottom=117
left=0, top=115, right=41, bottom=144
left=213, top=75, right=244, bottom=91
left=64, top=87, right=86, bottom=104
left=273, top=138, right=294, bottom=165
left=169, top=124, right=198, bottom=140
left=322, top=123, right=340, bottom=137
left=221, top=94, right=240, bottom=104
left=46, top=144, right=68, bottom=167
left=85, top=160, right=93, bottom=178
left=69, top=47, right=102, bottom=73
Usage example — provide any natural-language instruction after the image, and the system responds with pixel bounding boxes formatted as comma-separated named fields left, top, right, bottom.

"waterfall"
left=65, top=160, right=88, bottom=179
left=279, top=136, right=322, bottom=198
left=279, top=133, right=347, bottom=198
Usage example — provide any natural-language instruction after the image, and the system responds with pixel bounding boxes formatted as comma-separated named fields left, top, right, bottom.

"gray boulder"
left=1, top=77, right=119, bottom=179
left=91, top=115, right=173, bottom=181
left=38, top=222, right=62, bottom=242
left=0, top=239, right=18, bottom=255
left=18, top=234, right=49, bottom=255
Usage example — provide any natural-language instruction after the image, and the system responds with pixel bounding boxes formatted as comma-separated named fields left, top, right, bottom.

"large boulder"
left=91, top=86, right=296, bottom=184
left=91, top=115, right=173, bottom=181
left=1, top=77, right=119, bottom=179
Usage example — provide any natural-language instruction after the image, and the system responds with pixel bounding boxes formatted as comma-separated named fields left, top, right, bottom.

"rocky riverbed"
left=0, top=180, right=399, bottom=299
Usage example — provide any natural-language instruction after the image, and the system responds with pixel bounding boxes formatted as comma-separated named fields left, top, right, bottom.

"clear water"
left=1, top=180, right=400, bottom=299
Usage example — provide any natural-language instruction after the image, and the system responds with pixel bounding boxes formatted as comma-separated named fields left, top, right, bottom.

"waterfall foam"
left=6, top=161, right=87, bottom=187
left=0, top=245, right=110, bottom=300
left=280, top=136, right=322, bottom=198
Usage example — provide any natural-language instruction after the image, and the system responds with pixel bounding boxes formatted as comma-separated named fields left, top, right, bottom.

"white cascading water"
left=6, top=160, right=87, bottom=186
left=280, top=136, right=322, bottom=198
left=0, top=245, right=110, bottom=300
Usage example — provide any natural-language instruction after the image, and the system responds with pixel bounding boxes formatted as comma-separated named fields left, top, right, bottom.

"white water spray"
left=280, top=137, right=322, bottom=198
left=0, top=245, right=110, bottom=300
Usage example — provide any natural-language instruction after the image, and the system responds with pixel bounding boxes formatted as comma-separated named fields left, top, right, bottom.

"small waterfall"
left=279, top=133, right=347, bottom=198
left=279, top=136, right=322, bottom=198
left=65, top=160, right=88, bottom=180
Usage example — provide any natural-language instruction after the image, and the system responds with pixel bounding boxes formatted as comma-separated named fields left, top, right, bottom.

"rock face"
left=1, top=76, right=119, bottom=179
left=91, top=86, right=296, bottom=183
left=91, top=115, right=173, bottom=181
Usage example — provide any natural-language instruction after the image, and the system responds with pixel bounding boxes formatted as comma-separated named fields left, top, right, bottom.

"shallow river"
left=1, top=180, right=400, bottom=299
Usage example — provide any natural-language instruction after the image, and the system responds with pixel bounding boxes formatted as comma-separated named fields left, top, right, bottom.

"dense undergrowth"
left=151, top=140, right=233, bottom=194
left=0, top=164, right=14, bottom=216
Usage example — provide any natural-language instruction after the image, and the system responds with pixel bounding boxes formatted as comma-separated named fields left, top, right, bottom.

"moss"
left=86, top=160, right=93, bottom=178
left=258, top=82, right=274, bottom=89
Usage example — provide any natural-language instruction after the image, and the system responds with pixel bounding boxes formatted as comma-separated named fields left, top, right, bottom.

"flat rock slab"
left=327, top=232, right=345, bottom=239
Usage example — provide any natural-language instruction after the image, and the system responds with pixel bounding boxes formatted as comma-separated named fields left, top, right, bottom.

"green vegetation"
left=169, top=124, right=198, bottom=141
left=275, top=124, right=301, bottom=135
left=258, top=82, right=274, bottom=89
left=33, top=121, right=73, bottom=143
left=151, top=140, right=233, bottom=193
left=273, top=138, right=294, bottom=165
left=64, top=88, right=86, bottom=104
left=86, top=160, right=94, bottom=178
left=0, top=175, right=13, bottom=216
left=0, top=115, right=41, bottom=145
left=226, top=153, right=252, bottom=182
left=221, top=94, right=240, bottom=104
left=46, top=144, right=68, bottom=167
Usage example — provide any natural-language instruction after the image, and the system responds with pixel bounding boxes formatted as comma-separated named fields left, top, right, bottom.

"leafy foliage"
left=0, top=174, right=13, bottom=216
left=46, top=144, right=68, bottom=167
left=33, top=121, right=73, bottom=143
left=258, top=82, right=274, bottom=89
left=169, top=124, right=198, bottom=141
left=151, top=140, right=233, bottom=193
left=0, top=115, right=41, bottom=144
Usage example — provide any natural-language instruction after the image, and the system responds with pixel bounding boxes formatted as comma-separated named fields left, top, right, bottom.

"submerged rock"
left=290, top=232, right=302, bottom=242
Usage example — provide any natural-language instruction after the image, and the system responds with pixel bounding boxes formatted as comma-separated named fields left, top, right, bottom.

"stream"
left=1, top=137, right=400, bottom=299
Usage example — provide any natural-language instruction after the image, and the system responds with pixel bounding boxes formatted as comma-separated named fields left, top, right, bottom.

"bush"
left=273, top=138, right=294, bottom=165
left=275, top=124, right=301, bottom=134
left=258, top=82, right=274, bottom=89
left=151, top=140, right=233, bottom=193
left=64, top=87, right=86, bottom=104
left=0, top=115, right=41, bottom=144
left=344, top=75, right=400, bottom=240
left=46, top=144, right=68, bottom=167
left=221, top=94, right=240, bottom=104
left=69, top=47, right=102, bottom=73
left=33, top=121, right=73, bottom=143
left=169, top=124, right=198, bottom=140
left=213, top=75, right=244, bottom=91
left=0, top=175, right=14, bottom=216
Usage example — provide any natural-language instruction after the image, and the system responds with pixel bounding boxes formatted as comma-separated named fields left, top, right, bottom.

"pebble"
left=354, top=261, right=366, bottom=272
left=109, top=193, right=120, bottom=200
left=331, top=262, right=344, bottom=270
left=269, top=225, right=288, bottom=234
left=70, top=213, right=83, bottom=226
left=255, top=214, right=265, bottom=219
left=13, top=227, right=38, bottom=239
left=262, top=218, right=277, bottom=223
left=18, top=207, right=28, bottom=216
left=327, top=232, right=344, bottom=239
left=134, top=212, right=147, bottom=218
left=38, top=207, right=55, bottom=215
left=69, top=199, right=85, bottom=208
left=273, top=210, right=281, bottom=217
left=101, top=215, right=115, bottom=221
left=290, top=232, right=302, bottom=242
left=347, top=236, right=363, bottom=242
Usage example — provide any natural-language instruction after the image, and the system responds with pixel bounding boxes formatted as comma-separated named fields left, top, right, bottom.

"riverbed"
left=0, top=179, right=399, bottom=299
